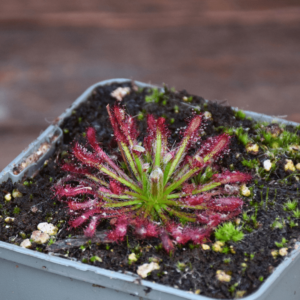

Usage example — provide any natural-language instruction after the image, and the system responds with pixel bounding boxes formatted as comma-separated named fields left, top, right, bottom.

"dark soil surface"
left=1, top=81, right=300, bottom=299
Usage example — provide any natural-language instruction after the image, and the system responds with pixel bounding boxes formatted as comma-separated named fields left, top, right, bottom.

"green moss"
left=48, top=238, right=55, bottom=246
left=137, top=112, right=144, bottom=121
left=256, top=126, right=300, bottom=155
left=293, top=209, right=300, bottom=218
left=236, top=127, right=250, bottom=146
left=271, top=219, right=284, bottom=230
left=235, top=110, right=246, bottom=120
left=81, top=258, right=88, bottom=264
left=284, top=200, right=298, bottom=211
left=241, top=158, right=259, bottom=170
left=289, top=220, right=297, bottom=228
left=90, top=256, right=102, bottom=263
left=223, top=257, right=231, bottom=264
left=176, top=262, right=186, bottom=272
left=215, top=222, right=244, bottom=243
left=221, top=246, right=230, bottom=254
left=154, top=244, right=163, bottom=251
left=275, top=237, right=287, bottom=248
left=242, top=212, right=250, bottom=221
left=228, top=283, right=239, bottom=294
left=174, top=105, right=179, bottom=113
left=13, top=207, right=21, bottom=215
left=145, top=88, right=166, bottom=104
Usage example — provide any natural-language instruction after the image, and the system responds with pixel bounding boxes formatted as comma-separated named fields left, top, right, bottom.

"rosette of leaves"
left=54, top=105, right=251, bottom=252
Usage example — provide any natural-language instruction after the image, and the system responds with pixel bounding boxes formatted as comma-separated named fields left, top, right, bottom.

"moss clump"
left=215, top=222, right=244, bottom=243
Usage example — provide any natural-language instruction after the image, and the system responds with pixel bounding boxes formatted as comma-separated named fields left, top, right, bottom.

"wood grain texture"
left=0, top=0, right=299, bottom=170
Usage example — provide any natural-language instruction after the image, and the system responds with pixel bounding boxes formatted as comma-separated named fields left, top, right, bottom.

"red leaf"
left=205, top=197, right=243, bottom=212
left=213, top=171, right=252, bottom=184
left=84, top=215, right=102, bottom=237
left=160, top=230, right=175, bottom=253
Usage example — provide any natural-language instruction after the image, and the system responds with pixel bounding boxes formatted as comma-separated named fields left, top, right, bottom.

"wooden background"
left=1, top=0, right=300, bottom=170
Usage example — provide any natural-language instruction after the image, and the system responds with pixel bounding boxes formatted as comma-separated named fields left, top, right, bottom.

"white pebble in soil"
left=20, top=239, right=32, bottom=249
left=5, top=217, right=14, bottom=223
left=263, top=159, right=272, bottom=172
left=4, top=193, right=12, bottom=201
left=110, top=87, right=131, bottom=101
left=37, top=222, right=58, bottom=236
left=31, top=230, right=50, bottom=244
left=137, top=262, right=160, bottom=278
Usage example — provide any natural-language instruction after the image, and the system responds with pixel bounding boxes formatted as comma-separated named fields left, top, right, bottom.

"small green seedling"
left=192, top=166, right=214, bottom=185
left=188, top=243, right=199, bottom=250
left=215, top=222, right=244, bottom=243
left=250, top=208, right=260, bottom=229
left=137, top=112, right=144, bottom=121
left=176, top=262, right=186, bottom=272
left=235, top=127, right=251, bottom=146
left=242, top=212, right=250, bottom=221
left=241, top=158, right=259, bottom=170
left=119, top=161, right=128, bottom=172
left=275, top=237, right=288, bottom=248
left=154, top=244, right=163, bottom=251
left=284, top=200, right=298, bottom=211
left=13, top=207, right=21, bottom=215
left=48, top=238, right=55, bottom=246
left=90, top=256, right=102, bottom=263
left=271, top=218, right=284, bottom=230
left=222, top=127, right=235, bottom=135
left=228, top=283, right=239, bottom=294
left=221, top=246, right=230, bottom=254
left=223, top=257, right=231, bottom=264
left=145, top=88, right=166, bottom=103
left=289, top=220, right=297, bottom=228
left=244, top=225, right=253, bottom=233
left=235, top=110, right=246, bottom=120
left=182, top=96, right=193, bottom=103
left=293, top=209, right=300, bottom=218
left=81, top=258, right=88, bottom=264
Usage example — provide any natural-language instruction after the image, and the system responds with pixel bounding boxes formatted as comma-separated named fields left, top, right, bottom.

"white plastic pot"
left=0, top=79, right=299, bottom=300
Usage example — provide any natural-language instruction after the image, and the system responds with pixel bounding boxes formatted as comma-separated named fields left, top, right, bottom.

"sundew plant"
left=54, top=105, right=251, bottom=252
